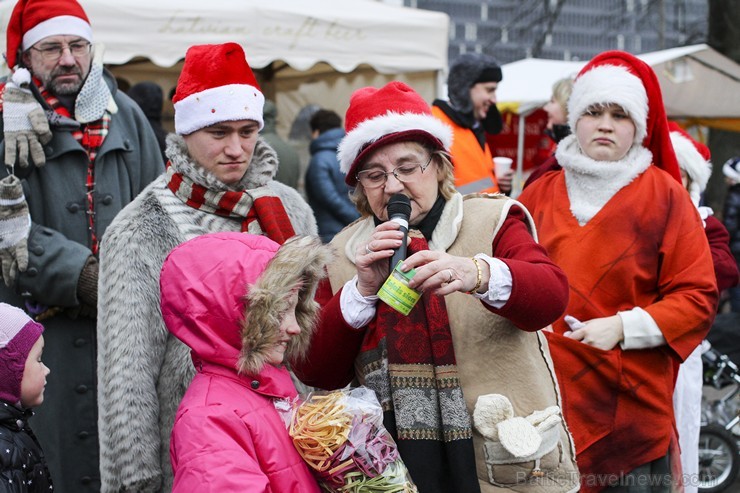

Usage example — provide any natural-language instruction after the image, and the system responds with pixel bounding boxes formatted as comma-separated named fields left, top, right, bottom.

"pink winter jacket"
left=160, top=233, right=328, bottom=493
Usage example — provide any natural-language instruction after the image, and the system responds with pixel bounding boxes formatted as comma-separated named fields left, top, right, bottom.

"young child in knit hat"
left=0, top=302, right=52, bottom=491
left=518, top=51, right=718, bottom=492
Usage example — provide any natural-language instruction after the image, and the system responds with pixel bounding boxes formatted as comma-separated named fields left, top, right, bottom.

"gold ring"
left=446, top=269, right=454, bottom=283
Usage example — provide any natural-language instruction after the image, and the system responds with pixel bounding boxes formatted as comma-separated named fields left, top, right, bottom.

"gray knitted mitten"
left=3, top=68, right=52, bottom=168
left=0, top=174, right=30, bottom=286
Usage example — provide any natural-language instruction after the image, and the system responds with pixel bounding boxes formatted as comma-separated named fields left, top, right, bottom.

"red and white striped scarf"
left=165, top=163, right=295, bottom=245
left=39, top=81, right=110, bottom=255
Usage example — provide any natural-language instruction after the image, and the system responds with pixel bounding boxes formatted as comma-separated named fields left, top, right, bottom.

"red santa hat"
left=568, top=50, right=681, bottom=183
left=668, top=121, right=712, bottom=205
left=172, top=43, right=264, bottom=136
left=338, top=81, right=452, bottom=186
left=5, top=0, right=93, bottom=70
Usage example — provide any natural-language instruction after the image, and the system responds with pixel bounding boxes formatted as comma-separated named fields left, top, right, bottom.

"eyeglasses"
left=356, top=155, right=434, bottom=189
left=31, top=41, right=92, bottom=61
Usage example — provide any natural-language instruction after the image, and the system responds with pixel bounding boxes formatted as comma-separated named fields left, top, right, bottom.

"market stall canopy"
left=497, top=44, right=740, bottom=124
left=0, top=0, right=450, bottom=141
left=0, top=0, right=449, bottom=74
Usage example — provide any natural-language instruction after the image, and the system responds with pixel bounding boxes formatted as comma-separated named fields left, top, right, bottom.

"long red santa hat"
left=568, top=50, right=681, bottom=183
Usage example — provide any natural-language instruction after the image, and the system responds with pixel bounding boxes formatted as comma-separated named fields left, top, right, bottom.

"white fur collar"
left=556, top=134, right=653, bottom=225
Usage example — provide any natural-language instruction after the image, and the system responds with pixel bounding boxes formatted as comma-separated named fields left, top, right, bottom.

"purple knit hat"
left=0, top=302, right=44, bottom=404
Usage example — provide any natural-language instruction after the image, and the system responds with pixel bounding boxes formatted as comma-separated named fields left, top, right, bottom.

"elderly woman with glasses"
left=292, top=82, right=579, bottom=493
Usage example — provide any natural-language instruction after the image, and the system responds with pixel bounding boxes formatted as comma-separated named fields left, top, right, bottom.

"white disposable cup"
left=493, top=156, right=513, bottom=178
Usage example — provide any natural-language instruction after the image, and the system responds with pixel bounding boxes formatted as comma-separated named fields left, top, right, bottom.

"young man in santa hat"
left=0, top=0, right=163, bottom=491
left=96, top=42, right=317, bottom=493
left=518, top=51, right=719, bottom=492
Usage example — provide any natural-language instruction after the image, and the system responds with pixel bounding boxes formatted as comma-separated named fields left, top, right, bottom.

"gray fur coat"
left=97, top=135, right=317, bottom=493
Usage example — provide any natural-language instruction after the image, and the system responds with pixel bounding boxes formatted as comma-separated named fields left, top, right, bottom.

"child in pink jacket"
left=160, top=232, right=331, bottom=492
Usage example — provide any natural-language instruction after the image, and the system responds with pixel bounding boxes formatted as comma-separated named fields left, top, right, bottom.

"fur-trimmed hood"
left=160, top=232, right=331, bottom=376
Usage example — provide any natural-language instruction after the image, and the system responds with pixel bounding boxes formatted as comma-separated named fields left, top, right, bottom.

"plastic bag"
left=280, top=386, right=417, bottom=492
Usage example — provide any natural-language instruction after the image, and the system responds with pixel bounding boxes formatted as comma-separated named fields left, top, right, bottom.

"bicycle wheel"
left=698, top=424, right=739, bottom=493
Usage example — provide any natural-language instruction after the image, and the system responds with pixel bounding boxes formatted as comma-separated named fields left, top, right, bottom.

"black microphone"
left=387, top=194, right=412, bottom=274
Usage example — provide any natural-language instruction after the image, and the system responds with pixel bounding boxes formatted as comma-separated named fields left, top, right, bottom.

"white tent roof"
left=497, top=58, right=583, bottom=115
left=497, top=44, right=740, bottom=120
left=0, top=0, right=450, bottom=74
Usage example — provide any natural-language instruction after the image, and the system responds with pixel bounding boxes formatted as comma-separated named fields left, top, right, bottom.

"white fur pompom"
left=11, top=67, right=31, bottom=87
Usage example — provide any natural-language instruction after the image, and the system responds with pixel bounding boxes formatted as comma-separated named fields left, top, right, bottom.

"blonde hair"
left=551, top=77, right=575, bottom=117
left=350, top=144, right=455, bottom=217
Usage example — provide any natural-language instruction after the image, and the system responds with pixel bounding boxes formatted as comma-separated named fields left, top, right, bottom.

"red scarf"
left=165, top=164, right=295, bottom=244
left=40, top=81, right=110, bottom=255
left=361, top=233, right=480, bottom=493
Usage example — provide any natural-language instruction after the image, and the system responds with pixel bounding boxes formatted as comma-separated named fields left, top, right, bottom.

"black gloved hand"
left=77, top=256, right=98, bottom=306
left=68, top=256, right=98, bottom=319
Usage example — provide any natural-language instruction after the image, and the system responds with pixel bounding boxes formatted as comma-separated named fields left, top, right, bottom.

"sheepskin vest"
left=328, top=195, right=579, bottom=493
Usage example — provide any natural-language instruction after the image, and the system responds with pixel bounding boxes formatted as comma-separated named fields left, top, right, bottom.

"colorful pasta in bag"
left=279, top=387, right=417, bottom=492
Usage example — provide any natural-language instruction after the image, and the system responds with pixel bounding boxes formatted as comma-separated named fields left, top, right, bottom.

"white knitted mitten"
left=525, top=405, right=560, bottom=428
left=497, top=417, right=542, bottom=458
left=473, top=393, right=515, bottom=441
left=0, top=174, right=30, bottom=286
left=3, top=68, right=51, bottom=168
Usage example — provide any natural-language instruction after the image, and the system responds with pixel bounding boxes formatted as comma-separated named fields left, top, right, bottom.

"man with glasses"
left=0, top=0, right=163, bottom=491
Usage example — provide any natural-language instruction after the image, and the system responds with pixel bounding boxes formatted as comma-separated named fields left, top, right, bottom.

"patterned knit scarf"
left=165, top=164, right=295, bottom=244
left=363, top=233, right=480, bottom=493
left=38, top=81, right=110, bottom=255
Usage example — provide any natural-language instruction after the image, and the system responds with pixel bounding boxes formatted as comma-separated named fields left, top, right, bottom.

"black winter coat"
left=0, top=402, right=52, bottom=492
left=723, top=184, right=740, bottom=261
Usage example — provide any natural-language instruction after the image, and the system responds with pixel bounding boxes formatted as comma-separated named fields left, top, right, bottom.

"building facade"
left=406, top=0, right=708, bottom=63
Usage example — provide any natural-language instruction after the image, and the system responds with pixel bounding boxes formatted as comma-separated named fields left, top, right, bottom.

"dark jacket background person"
left=305, top=109, right=359, bottom=242
left=128, top=81, right=168, bottom=165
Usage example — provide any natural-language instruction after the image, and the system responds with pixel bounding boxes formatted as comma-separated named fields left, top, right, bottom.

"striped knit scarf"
left=360, top=233, right=480, bottom=493
left=165, top=164, right=295, bottom=245
left=38, top=81, right=110, bottom=255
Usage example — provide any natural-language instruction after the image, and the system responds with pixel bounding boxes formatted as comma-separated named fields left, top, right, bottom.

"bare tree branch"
left=531, top=0, right=568, bottom=58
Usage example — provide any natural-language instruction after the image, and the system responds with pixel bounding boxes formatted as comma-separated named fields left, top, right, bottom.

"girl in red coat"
left=518, top=52, right=719, bottom=492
